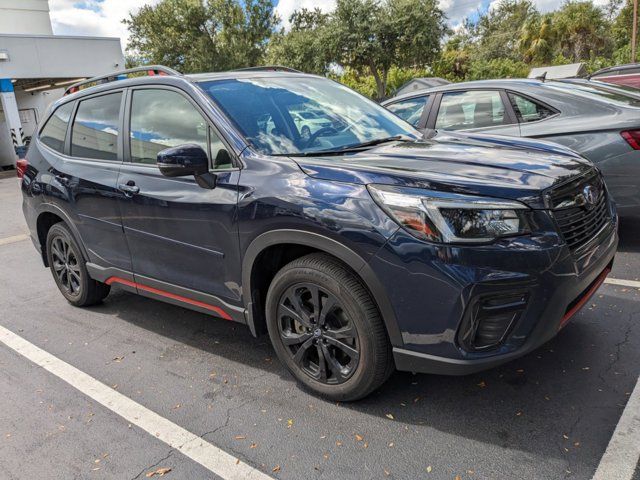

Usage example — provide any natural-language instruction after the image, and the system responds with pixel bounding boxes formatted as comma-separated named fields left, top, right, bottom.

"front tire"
left=265, top=253, right=393, bottom=401
left=46, top=223, right=110, bottom=307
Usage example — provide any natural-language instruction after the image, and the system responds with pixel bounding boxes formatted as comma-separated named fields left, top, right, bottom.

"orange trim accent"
left=559, top=267, right=611, bottom=329
left=105, top=276, right=232, bottom=320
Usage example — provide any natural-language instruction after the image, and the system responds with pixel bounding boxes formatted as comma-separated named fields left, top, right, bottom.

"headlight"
left=368, top=184, right=530, bottom=243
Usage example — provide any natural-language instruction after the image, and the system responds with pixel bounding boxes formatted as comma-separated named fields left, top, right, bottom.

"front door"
left=116, top=87, right=242, bottom=316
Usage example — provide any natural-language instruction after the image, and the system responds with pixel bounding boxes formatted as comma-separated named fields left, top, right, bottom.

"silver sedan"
left=382, top=79, right=640, bottom=217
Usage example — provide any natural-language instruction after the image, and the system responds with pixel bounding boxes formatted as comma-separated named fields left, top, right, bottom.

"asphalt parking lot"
left=0, top=174, right=638, bottom=480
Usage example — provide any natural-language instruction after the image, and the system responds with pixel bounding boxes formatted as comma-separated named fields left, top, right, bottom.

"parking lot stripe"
left=592, top=375, right=640, bottom=480
left=0, top=233, right=29, bottom=246
left=0, top=324, right=274, bottom=480
left=605, top=277, right=640, bottom=289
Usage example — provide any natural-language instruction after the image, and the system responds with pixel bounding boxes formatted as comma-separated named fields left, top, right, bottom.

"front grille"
left=549, top=171, right=611, bottom=253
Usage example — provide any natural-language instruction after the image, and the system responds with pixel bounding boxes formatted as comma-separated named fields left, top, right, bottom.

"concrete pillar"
left=0, top=78, right=25, bottom=165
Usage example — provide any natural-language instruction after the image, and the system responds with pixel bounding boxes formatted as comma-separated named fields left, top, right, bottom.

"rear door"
left=46, top=90, right=131, bottom=272
left=429, top=89, right=521, bottom=136
left=116, top=86, right=243, bottom=315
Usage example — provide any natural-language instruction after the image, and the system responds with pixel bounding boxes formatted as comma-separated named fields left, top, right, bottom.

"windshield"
left=198, top=76, right=420, bottom=155
left=546, top=81, right=640, bottom=107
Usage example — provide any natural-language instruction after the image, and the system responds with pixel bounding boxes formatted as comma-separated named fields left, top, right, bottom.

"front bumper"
left=370, top=208, right=618, bottom=375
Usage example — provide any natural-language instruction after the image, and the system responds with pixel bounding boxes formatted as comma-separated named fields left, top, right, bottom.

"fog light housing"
left=458, top=292, right=529, bottom=351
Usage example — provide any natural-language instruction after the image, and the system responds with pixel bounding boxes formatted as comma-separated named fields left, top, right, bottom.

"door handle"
left=118, top=181, right=140, bottom=197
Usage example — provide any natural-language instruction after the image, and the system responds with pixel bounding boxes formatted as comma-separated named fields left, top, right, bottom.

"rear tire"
left=46, top=223, right=110, bottom=307
left=265, top=253, right=393, bottom=401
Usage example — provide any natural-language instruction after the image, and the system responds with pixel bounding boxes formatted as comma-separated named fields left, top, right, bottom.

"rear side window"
left=435, top=90, right=508, bottom=130
left=71, top=92, right=122, bottom=161
left=129, top=89, right=209, bottom=165
left=508, top=93, right=556, bottom=123
left=386, top=96, right=428, bottom=127
left=40, top=103, right=74, bottom=153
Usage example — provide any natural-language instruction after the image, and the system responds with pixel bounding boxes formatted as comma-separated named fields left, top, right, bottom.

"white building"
left=0, top=0, right=125, bottom=167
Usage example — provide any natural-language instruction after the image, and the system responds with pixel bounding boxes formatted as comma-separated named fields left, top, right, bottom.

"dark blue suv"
left=19, top=66, right=618, bottom=400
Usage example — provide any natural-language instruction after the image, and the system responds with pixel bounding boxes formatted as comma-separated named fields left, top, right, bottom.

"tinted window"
left=508, top=93, right=556, bottom=123
left=130, top=89, right=209, bottom=165
left=436, top=90, right=508, bottom=130
left=71, top=93, right=122, bottom=160
left=199, top=77, right=419, bottom=156
left=40, top=102, right=74, bottom=153
left=386, top=96, right=428, bottom=126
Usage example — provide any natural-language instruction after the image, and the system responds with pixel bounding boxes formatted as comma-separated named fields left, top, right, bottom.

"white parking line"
left=605, top=277, right=640, bottom=289
left=0, top=233, right=29, bottom=246
left=0, top=324, right=273, bottom=480
left=592, top=375, right=640, bottom=480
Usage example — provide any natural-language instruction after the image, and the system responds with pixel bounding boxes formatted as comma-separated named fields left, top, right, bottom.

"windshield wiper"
left=285, top=135, right=415, bottom=157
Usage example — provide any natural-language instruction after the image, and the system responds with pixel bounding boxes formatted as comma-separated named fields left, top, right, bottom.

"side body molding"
left=241, top=229, right=403, bottom=347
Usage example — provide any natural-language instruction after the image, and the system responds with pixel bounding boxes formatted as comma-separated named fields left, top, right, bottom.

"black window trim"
left=67, top=89, right=126, bottom=163
left=505, top=90, right=560, bottom=125
left=123, top=84, right=240, bottom=171
left=427, top=88, right=519, bottom=131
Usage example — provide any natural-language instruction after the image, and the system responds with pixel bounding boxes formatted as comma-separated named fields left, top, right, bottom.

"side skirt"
left=86, top=263, right=246, bottom=324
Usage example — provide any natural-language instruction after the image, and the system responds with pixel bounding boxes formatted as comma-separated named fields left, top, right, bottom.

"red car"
left=590, top=63, right=640, bottom=89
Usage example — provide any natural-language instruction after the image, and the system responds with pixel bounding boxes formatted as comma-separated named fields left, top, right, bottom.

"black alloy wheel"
left=50, top=235, right=82, bottom=296
left=277, top=282, right=360, bottom=384
left=266, top=253, right=393, bottom=401
left=46, top=223, right=110, bottom=307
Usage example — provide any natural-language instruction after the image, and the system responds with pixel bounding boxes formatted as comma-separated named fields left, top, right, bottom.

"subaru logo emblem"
left=582, top=185, right=598, bottom=208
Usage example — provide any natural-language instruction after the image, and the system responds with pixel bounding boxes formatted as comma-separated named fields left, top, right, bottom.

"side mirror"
left=157, top=144, right=209, bottom=178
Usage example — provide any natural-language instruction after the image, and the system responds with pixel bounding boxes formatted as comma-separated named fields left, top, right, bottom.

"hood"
left=294, top=132, right=594, bottom=209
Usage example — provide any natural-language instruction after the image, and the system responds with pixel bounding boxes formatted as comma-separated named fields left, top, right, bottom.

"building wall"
left=0, top=87, right=64, bottom=166
left=0, top=0, right=53, bottom=35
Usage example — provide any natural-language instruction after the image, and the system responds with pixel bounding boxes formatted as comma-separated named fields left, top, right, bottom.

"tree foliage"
left=123, top=0, right=640, bottom=99
left=125, top=0, right=278, bottom=73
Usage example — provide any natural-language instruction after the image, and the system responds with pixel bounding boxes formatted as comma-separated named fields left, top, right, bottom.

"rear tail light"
left=621, top=130, right=640, bottom=150
left=16, top=158, right=28, bottom=179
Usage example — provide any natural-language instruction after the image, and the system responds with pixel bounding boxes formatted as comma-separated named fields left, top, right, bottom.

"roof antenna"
left=535, top=71, right=547, bottom=82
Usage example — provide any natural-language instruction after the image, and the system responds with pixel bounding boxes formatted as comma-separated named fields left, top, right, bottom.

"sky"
left=49, top=0, right=610, bottom=47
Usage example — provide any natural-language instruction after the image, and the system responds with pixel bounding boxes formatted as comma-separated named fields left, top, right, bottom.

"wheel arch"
left=36, top=204, right=88, bottom=267
left=242, top=230, right=403, bottom=347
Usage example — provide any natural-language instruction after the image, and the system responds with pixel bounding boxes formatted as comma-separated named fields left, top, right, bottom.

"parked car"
left=20, top=66, right=617, bottom=400
left=590, top=63, right=640, bottom=89
left=382, top=79, right=640, bottom=217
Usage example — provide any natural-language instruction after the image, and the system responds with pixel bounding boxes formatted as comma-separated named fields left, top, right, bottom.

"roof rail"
left=233, top=66, right=302, bottom=73
left=64, top=65, right=182, bottom=96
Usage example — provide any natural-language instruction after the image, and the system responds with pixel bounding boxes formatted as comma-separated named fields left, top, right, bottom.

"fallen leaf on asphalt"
left=235, top=459, right=240, bottom=465
left=385, top=413, right=394, bottom=420
left=272, top=465, right=281, bottom=473
left=250, top=443, right=257, bottom=449
left=384, top=468, right=390, bottom=476
left=426, top=465, right=432, bottom=473
left=563, top=434, right=569, bottom=439
left=336, top=441, right=342, bottom=447
left=145, top=467, right=171, bottom=477
left=113, top=356, right=124, bottom=362
left=388, top=442, right=394, bottom=447
left=172, top=404, right=181, bottom=410
left=235, top=435, right=246, bottom=440
left=515, top=411, right=522, bottom=416
left=355, top=434, right=364, bottom=442
left=455, top=476, right=461, bottom=480
left=477, top=381, right=487, bottom=388
left=287, top=419, right=293, bottom=428
left=363, top=442, right=368, bottom=449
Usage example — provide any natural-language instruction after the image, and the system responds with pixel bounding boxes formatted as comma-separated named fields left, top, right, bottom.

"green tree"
left=469, top=0, right=539, bottom=61
left=552, top=1, right=612, bottom=61
left=124, top=0, right=278, bottom=73
left=518, top=14, right=556, bottom=64
left=267, top=8, right=332, bottom=74
left=327, top=0, right=447, bottom=99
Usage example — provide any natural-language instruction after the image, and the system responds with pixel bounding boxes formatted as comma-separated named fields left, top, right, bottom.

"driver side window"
left=130, top=89, right=210, bottom=166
